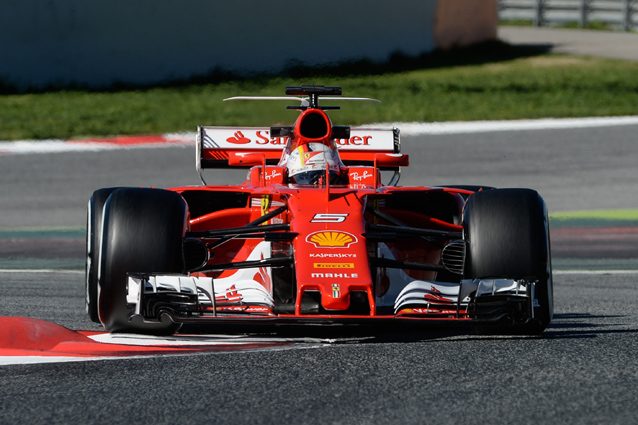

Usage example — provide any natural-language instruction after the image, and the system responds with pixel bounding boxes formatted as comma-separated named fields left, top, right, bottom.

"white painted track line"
left=88, top=333, right=332, bottom=346
left=0, top=355, right=149, bottom=366
left=0, top=269, right=84, bottom=274
left=372, top=116, right=638, bottom=136
left=0, top=344, right=325, bottom=367
left=553, top=269, right=638, bottom=275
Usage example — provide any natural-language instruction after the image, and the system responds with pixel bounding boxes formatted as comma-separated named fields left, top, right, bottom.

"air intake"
left=441, top=240, right=466, bottom=275
left=298, top=110, right=330, bottom=139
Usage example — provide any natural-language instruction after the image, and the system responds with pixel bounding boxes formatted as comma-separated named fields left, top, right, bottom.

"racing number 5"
left=311, top=213, right=348, bottom=223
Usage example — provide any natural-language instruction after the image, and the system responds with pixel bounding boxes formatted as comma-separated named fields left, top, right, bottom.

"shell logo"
left=306, top=231, right=358, bottom=248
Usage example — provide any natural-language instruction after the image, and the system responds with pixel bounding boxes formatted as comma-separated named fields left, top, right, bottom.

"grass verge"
left=551, top=209, right=638, bottom=221
left=1, top=44, right=637, bottom=140
left=500, top=19, right=620, bottom=31
left=550, top=209, right=638, bottom=228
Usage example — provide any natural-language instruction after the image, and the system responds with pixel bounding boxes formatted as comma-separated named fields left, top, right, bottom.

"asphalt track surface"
left=499, top=26, right=638, bottom=62
left=1, top=125, right=638, bottom=424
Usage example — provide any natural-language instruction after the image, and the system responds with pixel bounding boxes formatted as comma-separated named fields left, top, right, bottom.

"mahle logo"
left=306, top=231, right=357, bottom=248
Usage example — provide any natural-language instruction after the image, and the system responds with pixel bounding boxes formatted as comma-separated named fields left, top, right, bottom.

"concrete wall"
left=0, top=0, right=496, bottom=90
left=434, top=0, right=498, bottom=49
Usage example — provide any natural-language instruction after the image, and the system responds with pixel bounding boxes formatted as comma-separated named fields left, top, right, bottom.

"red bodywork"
left=162, top=105, right=475, bottom=322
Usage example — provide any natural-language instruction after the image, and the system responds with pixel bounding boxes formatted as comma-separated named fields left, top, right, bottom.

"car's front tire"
left=97, top=188, right=187, bottom=333
left=463, top=188, right=553, bottom=334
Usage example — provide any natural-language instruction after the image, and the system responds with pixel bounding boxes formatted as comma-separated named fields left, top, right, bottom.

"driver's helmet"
left=279, top=141, right=345, bottom=185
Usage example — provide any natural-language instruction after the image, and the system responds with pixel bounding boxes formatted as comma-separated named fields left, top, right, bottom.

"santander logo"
left=335, top=135, right=372, bottom=146
left=226, top=131, right=252, bottom=145
left=226, top=130, right=290, bottom=146
left=224, top=130, right=374, bottom=147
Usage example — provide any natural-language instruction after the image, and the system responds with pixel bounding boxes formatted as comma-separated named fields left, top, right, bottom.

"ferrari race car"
left=85, top=86, right=553, bottom=335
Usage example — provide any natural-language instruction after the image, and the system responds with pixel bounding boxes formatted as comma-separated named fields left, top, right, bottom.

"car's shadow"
left=177, top=312, right=634, bottom=344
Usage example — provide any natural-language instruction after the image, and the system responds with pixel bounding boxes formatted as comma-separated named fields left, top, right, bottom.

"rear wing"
left=196, top=126, right=406, bottom=171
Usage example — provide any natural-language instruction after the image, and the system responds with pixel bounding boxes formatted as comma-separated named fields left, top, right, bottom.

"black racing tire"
left=85, top=187, right=121, bottom=323
left=463, top=188, right=553, bottom=334
left=97, top=188, right=187, bottom=333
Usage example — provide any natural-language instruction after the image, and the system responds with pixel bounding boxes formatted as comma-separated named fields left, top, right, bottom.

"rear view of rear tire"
left=86, top=187, right=120, bottom=323
left=98, top=188, right=187, bottom=333
left=464, top=188, right=553, bottom=334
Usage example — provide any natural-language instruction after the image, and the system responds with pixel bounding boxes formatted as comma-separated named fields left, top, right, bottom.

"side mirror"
left=331, top=126, right=350, bottom=140
left=227, top=152, right=266, bottom=167
left=270, top=126, right=293, bottom=137
left=374, top=153, right=409, bottom=168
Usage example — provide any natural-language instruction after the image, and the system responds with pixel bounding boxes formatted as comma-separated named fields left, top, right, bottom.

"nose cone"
left=320, top=281, right=351, bottom=310
left=287, top=191, right=374, bottom=314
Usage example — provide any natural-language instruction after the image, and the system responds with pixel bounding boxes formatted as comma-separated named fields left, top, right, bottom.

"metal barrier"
left=499, top=0, right=637, bottom=31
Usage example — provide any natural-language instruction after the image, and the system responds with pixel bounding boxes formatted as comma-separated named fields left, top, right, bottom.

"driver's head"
left=282, top=142, right=344, bottom=185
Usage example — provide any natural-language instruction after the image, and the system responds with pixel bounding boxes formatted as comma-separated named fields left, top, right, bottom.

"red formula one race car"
left=85, top=86, right=553, bottom=335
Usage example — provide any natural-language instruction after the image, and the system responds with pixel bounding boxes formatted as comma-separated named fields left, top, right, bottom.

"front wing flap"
left=127, top=274, right=536, bottom=324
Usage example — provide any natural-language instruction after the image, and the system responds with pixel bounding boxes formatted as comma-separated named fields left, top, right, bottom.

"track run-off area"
left=1, top=117, right=637, bottom=424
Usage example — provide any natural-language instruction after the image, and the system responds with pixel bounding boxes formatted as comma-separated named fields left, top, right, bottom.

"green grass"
left=0, top=227, right=84, bottom=238
left=1, top=50, right=638, bottom=140
left=501, top=19, right=617, bottom=31
left=550, top=209, right=638, bottom=228
left=551, top=209, right=638, bottom=221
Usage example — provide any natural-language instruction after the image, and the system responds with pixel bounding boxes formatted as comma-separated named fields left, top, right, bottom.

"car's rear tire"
left=86, top=187, right=120, bottom=323
left=463, top=188, right=553, bottom=334
left=97, top=188, right=187, bottom=333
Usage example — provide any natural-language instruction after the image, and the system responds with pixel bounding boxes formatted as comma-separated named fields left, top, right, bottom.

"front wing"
left=126, top=273, right=538, bottom=328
